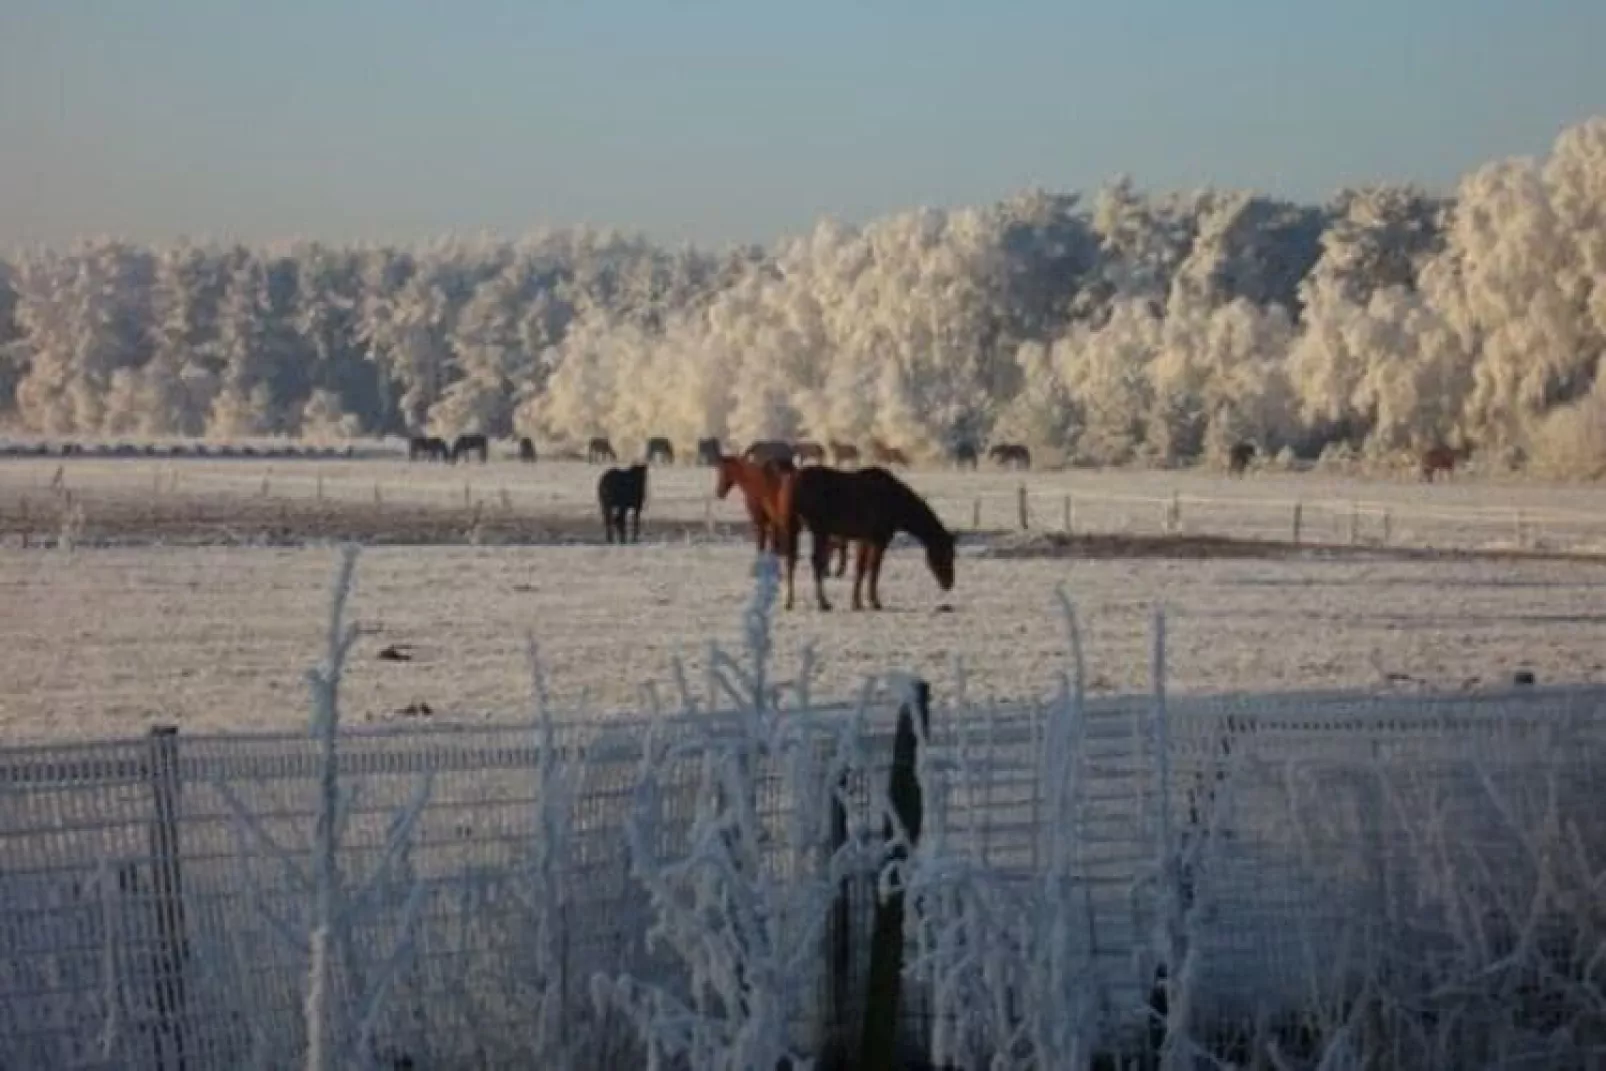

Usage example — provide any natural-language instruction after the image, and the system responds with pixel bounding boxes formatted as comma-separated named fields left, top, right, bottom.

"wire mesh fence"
left=0, top=706, right=904, bottom=1070
left=3, top=680, right=1605, bottom=1067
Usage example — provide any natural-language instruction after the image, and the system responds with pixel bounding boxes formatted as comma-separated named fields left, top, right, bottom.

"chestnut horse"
left=714, top=455, right=847, bottom=574
left=1419, top=443, right=1465, bottom=482
left=777, top=465, right=955, bottom=612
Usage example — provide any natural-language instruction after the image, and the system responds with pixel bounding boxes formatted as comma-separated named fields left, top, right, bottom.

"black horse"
left=988, top=443, right=1032, bottom=470
left=645, top=436, right=675, bottom=465
left=409, top=435, right=449, bottom=462
left=450, top=434, right=488, bottom=463
left=696, top=437, right=722, bottom=466
left=598, top=463, right=648, bottom=544
left=952, top=440, right=979, bottom=470
left=1227, top=440, right=1256, bottom=476
left=518, top=437, right=538, bottom=463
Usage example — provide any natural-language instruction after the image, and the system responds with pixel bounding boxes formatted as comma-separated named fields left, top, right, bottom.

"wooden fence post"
left=971, top=498, right=981, bottom=532
left=1381, top=509, right=1391, bottom=546
left=1292, top=501, right=1303, bottom=546
left=1063, top=494, right=1073, bottom=535
left=1348, top=501, right=1359, bottom=546
left=146, top=725, right=189, bottom=1071
left=859, top=680, right=930, bottom=1069
left=1017, top=485, right=1029, bottom=530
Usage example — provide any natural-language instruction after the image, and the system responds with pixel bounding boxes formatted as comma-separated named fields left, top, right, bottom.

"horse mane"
left=872, top=467, right=951, bottom=550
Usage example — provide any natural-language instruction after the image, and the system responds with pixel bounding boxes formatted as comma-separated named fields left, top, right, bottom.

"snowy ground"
left=6, top=448, right=1606, bottom=743
left=6, top=449, right=1606, bottom=553
left=4, top=534, right=1606, bottom=743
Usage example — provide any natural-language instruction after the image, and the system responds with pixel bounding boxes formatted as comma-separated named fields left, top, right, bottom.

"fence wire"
left=3, top=683, right=1606, bottom=1068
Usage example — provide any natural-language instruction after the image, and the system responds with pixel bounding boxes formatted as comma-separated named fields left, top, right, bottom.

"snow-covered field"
left=4, top=521, right=1606, bottom=743
left=7, top=449, right=1606, bottom=551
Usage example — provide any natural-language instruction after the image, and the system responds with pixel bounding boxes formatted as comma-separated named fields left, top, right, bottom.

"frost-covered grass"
left=6, top=545, right=1606, bottom=1069
left=7, top=453, right=1606, bottom=553
left=5, top=535, right=1606, bottom=743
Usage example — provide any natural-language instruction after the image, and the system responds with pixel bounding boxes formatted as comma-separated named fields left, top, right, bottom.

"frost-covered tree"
left=6, top=113, right=1606, bottom=475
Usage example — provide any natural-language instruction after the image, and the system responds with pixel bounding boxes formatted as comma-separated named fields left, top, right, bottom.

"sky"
left=1, top=0, right=1602, bottom=251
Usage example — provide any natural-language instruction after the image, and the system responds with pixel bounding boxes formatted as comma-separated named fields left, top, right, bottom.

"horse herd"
left=407, top=432, right=1036, bottom=472
left=596, top=452, right=956, bottom=613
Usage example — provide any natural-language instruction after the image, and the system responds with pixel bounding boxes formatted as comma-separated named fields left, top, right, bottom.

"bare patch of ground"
left=0, top=488, right=748, bottom=548
left=978, top=530, right=1606, bottom=566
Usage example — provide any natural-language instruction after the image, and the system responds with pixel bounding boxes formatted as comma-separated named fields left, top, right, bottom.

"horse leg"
left=810, top=529, right=833, bottom=612
left=782, top=526, right=798, bottom=610
left=867, top=542, right=886, bottom=610
left=851, top=541, right=872, bottom=611
left=832, top=537, right=847, bottom=577
left=631, top=506, right=641, bottom=543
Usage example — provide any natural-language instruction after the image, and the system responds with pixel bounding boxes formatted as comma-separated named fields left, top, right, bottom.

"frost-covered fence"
left=902, top=676, right=1606, bottom=1068
left=0, top=705, right=906, bottom=1070
left=938, top=486, right=1606, bottom=556
left=10, top=453, right=1606, bottom=556
left=5, top=681, right=1606, bottom=1069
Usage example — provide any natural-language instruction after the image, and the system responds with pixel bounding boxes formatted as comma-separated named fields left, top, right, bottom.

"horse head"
left=714, top=457, right=738, bottom=499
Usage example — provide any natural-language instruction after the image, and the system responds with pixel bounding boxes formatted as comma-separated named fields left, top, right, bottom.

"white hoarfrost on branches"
left=591, top=552, right=884, bottom=1071
left=4, top=117, right=1606, bottom=475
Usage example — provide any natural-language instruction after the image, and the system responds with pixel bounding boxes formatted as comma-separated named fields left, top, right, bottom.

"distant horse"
left=988, top=443, right=1031, bottom=469
left=450, top=434, right=489, bottom=464
left=598, top=463, right=648, bottom=543
left=867, top=439, right=910, bottom=467
left=952, top=440, right=979, bottom=470
left=744, top=440, right=795, bottom=466
left=587, top=437, right=617, bottom=464
left=517, top=437, right=538, bottom=463
left=714, top=455, right=849, bottom=575
left=1227, top=441, right=1255, bottom=477
left=1419, top=443, right=1466, bottom=482
left=645, top=436, right=675, bottom=465
left=696, top=437, right=723, bottom=466
left=829, top=440, right=860, bottom=467
left=777, top=465, right=955, bottom=612
left=793, top=440, right=827, bottom=465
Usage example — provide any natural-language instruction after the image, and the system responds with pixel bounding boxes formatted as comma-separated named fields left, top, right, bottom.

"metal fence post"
left=146, top=725, right=189, bottom=1070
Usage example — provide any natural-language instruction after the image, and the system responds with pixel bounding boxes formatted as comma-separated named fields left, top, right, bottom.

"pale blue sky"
left=2, top=1, right=1601, bottom=250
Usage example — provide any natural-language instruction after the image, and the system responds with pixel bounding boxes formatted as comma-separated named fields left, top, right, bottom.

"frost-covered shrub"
left=591, top=553, right=889, bottom=1070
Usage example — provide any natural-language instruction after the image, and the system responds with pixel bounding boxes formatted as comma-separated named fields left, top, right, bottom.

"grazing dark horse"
left=952, top=440, right=979, bottom=470
left=777, top=465, right=955, bottom=612
left=517, top=437, right=538, bottom=463
left=645, top=436, right=675, bottom=465
left=696, top=437, right=723, bottom=466
left=598, top=463, right=648, bottom=543
left=744, top=439, right=795, bottom=466
left=587, top=436, right=617, bottom=464
left=409, top=435, right=449, bottom=462
left=793, top=440, right=827, bottom=465
left=988, top=443, right=1032, bottom=469
left=1227, top=441, right=1255, bottom=476
left=828, top=440, right=860, bottom=466
left=714, top=455, right=848, bottom=575
left=1419, top=443, right=1466, bottom=482
left=450, top=434, right=489, bottom=463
